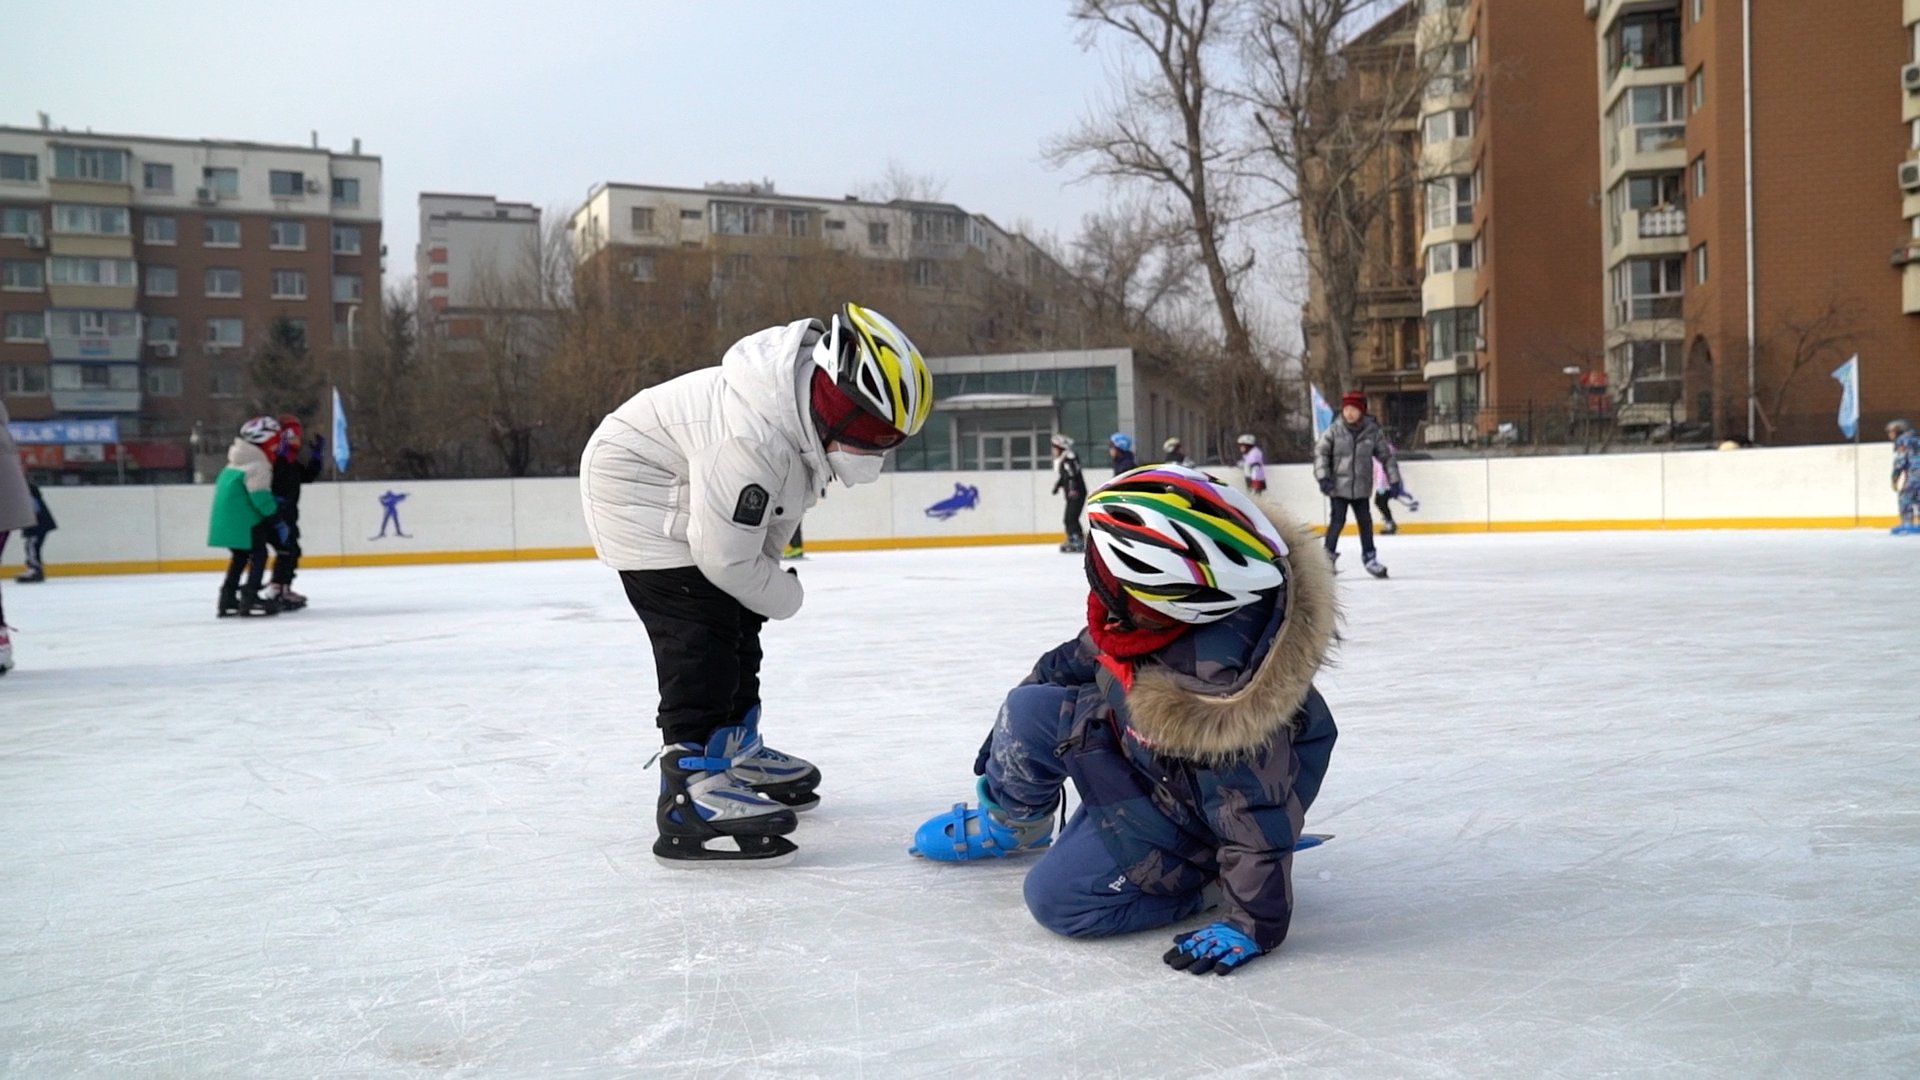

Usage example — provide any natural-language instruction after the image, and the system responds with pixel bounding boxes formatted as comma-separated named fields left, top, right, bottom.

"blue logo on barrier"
left=924, top=483, right=981, bottom=521
left=371, top=490, right=411, bottom=540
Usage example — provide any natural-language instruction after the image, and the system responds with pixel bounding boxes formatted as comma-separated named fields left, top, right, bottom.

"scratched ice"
left=2, top=531, right=1916, bottom=1077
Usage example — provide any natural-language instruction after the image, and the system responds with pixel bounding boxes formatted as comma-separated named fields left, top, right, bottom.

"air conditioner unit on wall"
left=305, top=178, right=322, bottom=194
left=152, top=341, right=178, bottom=357
left=195, top=186, right=216, bottom=205
left=1903, top=63, right=1920, bottom=93
left=25, top=235, right=44, bottom=249
left=1900, top=161, right=1920, bottom=194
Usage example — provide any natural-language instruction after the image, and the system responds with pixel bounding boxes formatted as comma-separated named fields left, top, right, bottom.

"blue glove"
left=1388, top=483, right=1405, bottom=498
left=310, top=434, right=325, bottom=454
left=273, top=520, right=291, bottom=544
left=1163, top=922, right=1262, bottom=976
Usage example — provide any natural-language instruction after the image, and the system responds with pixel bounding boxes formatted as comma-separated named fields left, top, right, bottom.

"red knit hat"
left=1341, top=391, right=1368, bottom=413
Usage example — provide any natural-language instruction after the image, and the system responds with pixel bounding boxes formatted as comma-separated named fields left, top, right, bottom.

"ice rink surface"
left=2, top=530, right=1917, bottom=1078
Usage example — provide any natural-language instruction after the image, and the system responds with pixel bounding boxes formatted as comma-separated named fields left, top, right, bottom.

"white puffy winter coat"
left=0, top=400, right=36, bottom=534
left=579, top=319, right=829, bottom=620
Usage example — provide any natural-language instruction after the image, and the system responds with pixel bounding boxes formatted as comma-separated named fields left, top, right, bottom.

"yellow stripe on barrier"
left=0, top=519, right=1902, bottom=580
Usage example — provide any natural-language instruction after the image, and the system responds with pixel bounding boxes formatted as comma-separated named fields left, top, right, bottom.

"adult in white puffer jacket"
left=581, top=304, right=933, bottom=867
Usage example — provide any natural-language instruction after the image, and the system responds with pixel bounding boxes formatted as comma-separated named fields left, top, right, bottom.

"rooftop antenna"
left=311, top=130, right=319, bottom=149
left=37, top=112, right=50, bottom=130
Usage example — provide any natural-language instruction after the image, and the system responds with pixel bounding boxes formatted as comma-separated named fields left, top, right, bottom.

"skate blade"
left=655, top=850, right=796, bottom=869
left=653, top=832, right=798, bottom=866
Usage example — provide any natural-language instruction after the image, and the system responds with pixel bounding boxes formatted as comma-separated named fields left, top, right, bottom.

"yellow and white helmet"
left=813, top=303, right=933, bottom=438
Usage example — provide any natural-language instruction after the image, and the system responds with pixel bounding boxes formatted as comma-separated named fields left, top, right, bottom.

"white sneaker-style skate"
left=0, top=625, right=13, bottom=676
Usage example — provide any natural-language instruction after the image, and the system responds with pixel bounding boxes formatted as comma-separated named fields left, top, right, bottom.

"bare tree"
left=1245, top=0, right=1447, bottom=397
left=1754, top=295, right=1862, bottom=442
left=857, top=161, right=950, bottom=204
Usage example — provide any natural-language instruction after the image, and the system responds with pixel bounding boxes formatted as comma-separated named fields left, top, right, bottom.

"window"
left=1425, top=174, right=1475, bottom=230
left=1694, top=243, right=1708, bottom=284
left=627, top=254, right=656, bottom=282
left=2, top=364, right=50, bottom=396
left=717, top=253, right=751, bottom=281
left=269, top=219, right=306, bottom=249
left=913, top=259, right=943, bottom=287
left=52, top=204, right=131, bottom=236
left=2, top=260, right=43, bottom=291
left=143, top=215, right=177, bottom=244
left=204, top=218, right=241, bottom=246
left=1429, top=373, right=1480, bottom=421
left=270, top=269, right=306, bottom=298
left=52, top=146, right=129, bottom=182
left=48, top=257, right=137, bottom=286
left=331, top=225, right=362, bottom=254
left=868, top=222, right=890, bottom=246
left=202, top=166, right=239, bottom=197
left=206, top=318, right=244, bottom=348
left=284, top=318, right=308, bottom=349
left=209, top=367, right=243, bottom=397
left=144, top=367, right=182, bottom=397
left=1424, top=108, right=1474, bottom=143
left=1693, top=155, right=1707, bottom=198
left=269, top=170, right=306, bottom=197
left=331, top=177, right=360, bottom=206
left=4, top=312, right=45, bottom=341
left=1, top=208, right=42, bottom=238
left=711, top=202, right=776, bottom=236
left=1607, top=8, right=1681, bottom=76
left=145, top=265, right=178, bottom=297
left=145, top=315, right=179, bottom=343
left=206, top=267, right=243, bottom=297
left=143, top=162, right=174, bottom=193
left=1690, top=69, right=1705, bottom=110
left=0, top=153, right=36, bottom=183
left=1426, top=40, right=1476, bottom=98
left=631, top=207, right=655, bottom=233
left=1425, top=239, right=1478, bottom=275
left=784, top=209, right=812, bottom=238
left=333, top=273, right=363, bottom=302
left=825, top=218, right=846, bottom=232
left=1611, top=339, right=1684, bottom=405
left=1612, top=256, right=1685, bottom=322
left=1427, top=306, right=1481, bottom=360
left=680, top=208, right=703, bottom=221
left=48, top=311, right=138, bottom=339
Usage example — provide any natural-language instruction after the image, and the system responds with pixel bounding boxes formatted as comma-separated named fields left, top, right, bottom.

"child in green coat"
left=208, top=416, right=287, bottom=617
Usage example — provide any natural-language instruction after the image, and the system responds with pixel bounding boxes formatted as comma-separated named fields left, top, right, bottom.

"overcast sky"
left=12, top=1, right=1133, bottom=291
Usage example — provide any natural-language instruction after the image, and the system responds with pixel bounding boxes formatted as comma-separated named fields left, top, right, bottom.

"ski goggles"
left=810, top=368, right=908, bottom=451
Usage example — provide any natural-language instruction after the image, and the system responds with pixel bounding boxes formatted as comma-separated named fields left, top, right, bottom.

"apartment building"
left=417, top=193, right=541, bottom=335
left=1593, top=0, right=1920, bottom=443
left=567, top=181, right=1079, bottom=355
left=1414, top=0, right=1606, bottom=444
left=0, top=123, right=381, bottom=481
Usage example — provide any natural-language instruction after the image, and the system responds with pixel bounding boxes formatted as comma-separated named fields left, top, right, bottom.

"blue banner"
left=1831, top=355, right=1859, bottom=440
left=1310, top=385, right=1334, bottom=441
left=332, top=386, right=351, bottom=474
left=6, top=418, right=121, bottom=445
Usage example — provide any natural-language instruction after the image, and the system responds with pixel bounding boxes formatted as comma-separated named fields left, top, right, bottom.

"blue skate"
left=908, top=778, right=1055, bottom=861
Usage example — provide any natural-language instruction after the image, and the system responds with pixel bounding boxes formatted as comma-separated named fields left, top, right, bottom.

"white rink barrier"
left=1, top=444, right=1900, bottom=577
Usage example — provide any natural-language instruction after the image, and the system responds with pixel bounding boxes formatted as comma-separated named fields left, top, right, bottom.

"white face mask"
left=826, top=448, right=886, bottom=487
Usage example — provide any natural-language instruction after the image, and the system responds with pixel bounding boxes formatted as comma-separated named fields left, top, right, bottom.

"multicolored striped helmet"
left=1085, top=464, right=1287, bottom=624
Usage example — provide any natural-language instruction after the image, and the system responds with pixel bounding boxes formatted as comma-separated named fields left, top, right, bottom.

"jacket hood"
left=1122, top=498, right=1338, bottom=763
left=227, top=438, right=269, bottom=470
left=721, top=319, right=829, bottom=490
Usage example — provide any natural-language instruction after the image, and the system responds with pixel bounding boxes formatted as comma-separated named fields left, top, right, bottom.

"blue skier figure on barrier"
left=371, top=490, right=411, bottom=540
left=924, top=483, right=981, bottom=521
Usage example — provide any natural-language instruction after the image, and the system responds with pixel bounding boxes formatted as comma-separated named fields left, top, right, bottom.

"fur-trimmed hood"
left=1120, top=498, right=1337, bottom=763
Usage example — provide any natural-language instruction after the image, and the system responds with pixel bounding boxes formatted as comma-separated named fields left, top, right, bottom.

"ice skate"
left=729, top=706, right=821, bottom=811
left=1059, top=537, right=1085, bottom=554
left=654, top=724, right=799, bottom=867
left=781, top=544, right=807, bottom=560
left=1363, top=557, right=1389, bottom=579
left=218, top=588, right=242, bottom=618
left=238, top=587, right=282, bottom=617
left=264, top=583, right=308, bottom=610
left=0, top=625, right=12, bottom=676
left=1380, top=520, right=1398, bottom=535
left=909, top=777, right=1055, bottom=861
left=14, top=570, right=44, bottom=584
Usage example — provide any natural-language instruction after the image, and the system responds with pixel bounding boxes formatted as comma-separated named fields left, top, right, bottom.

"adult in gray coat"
left=0, top=400, right=38, bottom=674
left=1314, top=391, right=1401, bottom=578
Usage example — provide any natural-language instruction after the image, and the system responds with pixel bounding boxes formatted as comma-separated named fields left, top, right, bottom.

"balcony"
left=1636, top=206, right=1686, bottom=237
left=49, top=362, right=141, bottom=413
left=48, top=324, right=142, bottom=363
left=1615, top=206, right=1689, bottom=258
left=1611, top=123, right=1688, bottom=176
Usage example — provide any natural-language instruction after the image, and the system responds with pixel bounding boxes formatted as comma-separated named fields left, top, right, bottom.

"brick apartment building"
left=0, top=122, right=381, bottom=481
left=1314, top=0, right=1920, bottom=447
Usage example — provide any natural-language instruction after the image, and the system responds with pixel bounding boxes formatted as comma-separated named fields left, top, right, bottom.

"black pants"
left=271, top=520, right=302, bottom=585
left=1326, top=497, right=1376, bottom=560
left=1064, top=493, right=1086, bottom=542
left=222, top=525, right=271, bottom=594
left=21, top=528, right=45, bottom=575
left=1373, top=492, right=1396, bottom=527
left=621, top=567, right=766, bottom=746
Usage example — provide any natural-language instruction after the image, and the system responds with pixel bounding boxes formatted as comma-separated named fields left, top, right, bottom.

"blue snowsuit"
left=1894, top=432, right=1920, bottom=520
left=977, top=508, right=1339, bottom=952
